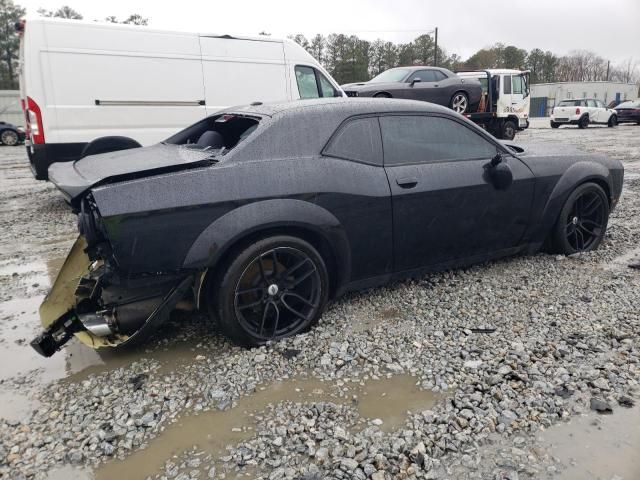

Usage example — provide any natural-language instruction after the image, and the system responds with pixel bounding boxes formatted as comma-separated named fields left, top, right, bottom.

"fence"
left=0, top=90, right=23, bottom=127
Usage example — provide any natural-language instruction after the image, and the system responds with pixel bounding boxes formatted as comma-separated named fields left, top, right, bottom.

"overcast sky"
left=19, top=0, right=640, bottom=64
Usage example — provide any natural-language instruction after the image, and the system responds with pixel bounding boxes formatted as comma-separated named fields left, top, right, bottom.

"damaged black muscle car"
left=32, top=98, right=624, bottom=357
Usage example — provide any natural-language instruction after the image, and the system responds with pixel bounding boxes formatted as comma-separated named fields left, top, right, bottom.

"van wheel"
left=607, top=115, right=617, bottom=127
left=81, top=136, right=142, bottom=158
left=1, top=130, right=19, bottom=146
left=210, top=236, right=329, bottom=347
left=578, top=116, right=589, bottom=129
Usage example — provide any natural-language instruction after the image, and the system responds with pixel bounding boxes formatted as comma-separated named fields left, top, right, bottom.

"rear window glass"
left=616, top=100, right=640, bottom=108
left=324, top=117, right=382, bottom=165
left=559, top=100, right=584, bottom=107
left=164, top=114, right=260, bottom=154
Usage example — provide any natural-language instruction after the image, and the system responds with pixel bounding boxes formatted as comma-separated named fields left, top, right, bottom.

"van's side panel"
left=200, top=37, right=288, bottom=113
left=42, top=21, right=206, bottom=145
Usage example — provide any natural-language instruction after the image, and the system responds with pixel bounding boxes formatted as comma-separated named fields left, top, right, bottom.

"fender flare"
left=182, top=198, right=352, bottom=290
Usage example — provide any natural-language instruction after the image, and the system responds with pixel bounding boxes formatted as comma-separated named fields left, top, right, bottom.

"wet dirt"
left=94, top=374, right=439, bottom=480
left=537, top=407, right=640, bottom=479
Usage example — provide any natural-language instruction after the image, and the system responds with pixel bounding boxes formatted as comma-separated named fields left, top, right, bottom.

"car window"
left=408, top=70, right=436, bottom=83
left=380, top=115, right=497, bottom=165
left=295, top=66, right=320, bottom=99
left=324, top=117, right=382, bottom=166
left=318, top=72, right=338, bottom=97
left=503, top=75, right=512, bottom=94
left=587, top=99, right=596, bottom=108
left=512, top=75, right=523, bottom=95
left=595, top=100, right=605, bottom=108
left=369, top=68, right=411, bottom=83
left=433, top=70, right=447, bottom=81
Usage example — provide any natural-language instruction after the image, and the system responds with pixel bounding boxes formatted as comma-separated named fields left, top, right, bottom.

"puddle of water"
left=0, top=389, right=42, bottom=422
left=95, top=374, right=438, bottom=480
left=538, top=406, right=640, bottom=479
left=0, top=257, right=65, bottom=284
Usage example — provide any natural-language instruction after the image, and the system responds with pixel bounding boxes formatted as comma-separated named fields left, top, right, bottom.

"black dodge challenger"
left=32, top=98, right=624, bottom=357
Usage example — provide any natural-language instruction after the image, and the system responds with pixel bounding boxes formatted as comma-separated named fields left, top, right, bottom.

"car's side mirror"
left=410, top=78, right=421, bottom=86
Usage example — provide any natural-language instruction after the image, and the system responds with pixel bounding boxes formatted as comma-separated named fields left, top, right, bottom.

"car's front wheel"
left=550, top=182, right=609, bottom=254
left=1, top=130, right=19, bottom=146
left=211, top=236, right=329, bottom=347
left=450, top=92, right=469, bottom=114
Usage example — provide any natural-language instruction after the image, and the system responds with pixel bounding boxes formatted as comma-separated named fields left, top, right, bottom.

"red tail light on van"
left=26, top=96, right=45, bottom=144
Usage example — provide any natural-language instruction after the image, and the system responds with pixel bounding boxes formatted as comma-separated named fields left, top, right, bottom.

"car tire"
left=607, top=115, right=617, bottom=127
left=549, top=182, right=609, bottom=255
left=374, top=92, right=391, bottom=98
left=1, top=130, right=19, bottom=146
left=210, top=235, right=329, bottom=347
left=578, top=116, right=589, bottom=129
left=550, top=121, right=560, bottom=129
left=499, top=120, right=517, bottom=140
left=450, top=92, right=469, bottom=114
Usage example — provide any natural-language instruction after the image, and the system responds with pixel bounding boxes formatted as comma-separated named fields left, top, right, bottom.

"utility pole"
left=606, top=60, right=610, bottom=81
left=434, top=27, right=438, bottom=66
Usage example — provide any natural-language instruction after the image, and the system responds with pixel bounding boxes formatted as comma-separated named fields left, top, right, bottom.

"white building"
left=529, top=81, right=638, bottom=117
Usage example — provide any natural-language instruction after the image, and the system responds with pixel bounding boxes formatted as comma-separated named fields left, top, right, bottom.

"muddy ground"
left=0, top=119, right=639, bottom=480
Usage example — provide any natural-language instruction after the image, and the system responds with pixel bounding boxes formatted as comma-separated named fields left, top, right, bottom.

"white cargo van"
left=17, top=17, right=344, bottom=179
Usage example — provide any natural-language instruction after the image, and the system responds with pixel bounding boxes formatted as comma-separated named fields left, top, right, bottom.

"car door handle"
left=396, top=177, right=418, bottom=188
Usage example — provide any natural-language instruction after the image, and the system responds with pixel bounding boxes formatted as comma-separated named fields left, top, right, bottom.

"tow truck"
left=456, top=69, right=531, bottom=140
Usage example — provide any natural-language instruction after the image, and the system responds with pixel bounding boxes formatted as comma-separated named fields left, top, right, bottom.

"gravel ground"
left=1, top=120, right=639, bottom=480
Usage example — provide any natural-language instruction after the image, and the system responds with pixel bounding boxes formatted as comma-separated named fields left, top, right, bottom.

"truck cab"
left=456, top=69, right=531, bottom=140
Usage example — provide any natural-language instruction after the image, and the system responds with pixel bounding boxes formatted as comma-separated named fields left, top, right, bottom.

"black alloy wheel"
left=212, top=236, right=329, bottom=346
left=550, top=182, right=609, bottom=254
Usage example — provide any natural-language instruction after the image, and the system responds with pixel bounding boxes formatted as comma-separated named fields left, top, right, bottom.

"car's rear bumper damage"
left=31, top=236, right=193, bottom=357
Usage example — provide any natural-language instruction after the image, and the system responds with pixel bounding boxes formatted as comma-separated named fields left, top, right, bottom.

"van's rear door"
left=199, top=36, right=288, bottom=114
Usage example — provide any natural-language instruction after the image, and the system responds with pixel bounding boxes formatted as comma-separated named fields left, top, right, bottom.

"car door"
left=380, top=114, right=536, bottom=272
left=594, top=99, right=609, bottom=123
left=586, top=99, right=599, bottom=122
left=404, top=70, right=442, bottom=103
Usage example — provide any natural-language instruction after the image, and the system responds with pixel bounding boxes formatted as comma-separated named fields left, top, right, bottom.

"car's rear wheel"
left=550, top=121, right=560, bottom=129
left=374, top=92, right=391, bottom=98
left=1, top=130, right=19, bottom=146
left=450, top=92, right=469, bottom=114
left=211, top=236, right=329, bottom=347
left=578, top=116, right=589, bottom=129
left=550, top=182, right=609, bottom=254
left=607, top=115, right=617, bottom=127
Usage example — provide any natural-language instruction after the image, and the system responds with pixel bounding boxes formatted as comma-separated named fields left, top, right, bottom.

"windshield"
left=558, top=100, right=583, bottom=107
left=369, top=68, right=411, bottom=83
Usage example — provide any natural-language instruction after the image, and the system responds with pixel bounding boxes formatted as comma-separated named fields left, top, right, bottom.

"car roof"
left=228, top=97, right=453, bottom=118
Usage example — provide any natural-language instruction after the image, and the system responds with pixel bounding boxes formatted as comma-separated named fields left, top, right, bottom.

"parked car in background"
left=456, top=69, right=531, bottom=140
left=17, top=17, right=343, bottom=180
left=614, top=100, right=640, bottom=125
left=0, top=121, right=26, bottom=146
left=32, top=98, right=624, bottom=357
left=550, top=99, right=618, bottom=129
left=341, top=66, right=482, bottom=114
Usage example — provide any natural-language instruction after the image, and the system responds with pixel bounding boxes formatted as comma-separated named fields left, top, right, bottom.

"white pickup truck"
left=550, top=98, right=618, bottom=129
